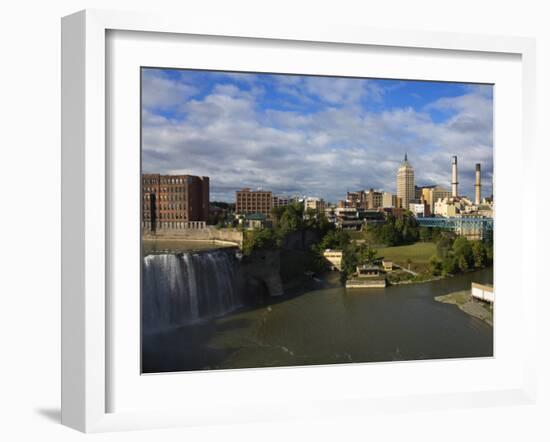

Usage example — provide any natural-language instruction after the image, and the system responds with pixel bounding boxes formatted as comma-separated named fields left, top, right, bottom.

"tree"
left=270, top=206, right=286, bottom=225
left=242, top=228, right=278, bottom=255
left=304, top=207, right=318, bottom=220
left=419, top=227, right=432, bottom=242
left=472, top=240, right=487, bottom=268
left=341, top=242, right=359, bottom=283
left=316, top=213, right=334, bottom=237
left=276, top=202, right=304, bottom=236
left=431, top=228, right=443, bottom=243
left=358, top=243, right=377, bottom=265
left=452, top=236, right=474, bottom=269
left=317, top=229, right=350, bottom=251
left=483, top=230, right=494, bottom=265
left=380, top=223, right=400, bottom=246
left=485, top=242, right=493, bottom=265
left=428, top=255, right=443, bottom=276
left=401, top=214, right=420, bottom=243
left=457, top=254, right=469, bottom=272
left=442, top=255, right=458, bottom=275
left=436, top=234, right=454, bottom=259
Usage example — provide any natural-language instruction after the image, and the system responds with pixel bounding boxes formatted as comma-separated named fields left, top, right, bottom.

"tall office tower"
left=396, top=153, right=415, bottom=209
left=475, top=163, right=482, bottom=205
left=451, top=156, right=459, bottom=198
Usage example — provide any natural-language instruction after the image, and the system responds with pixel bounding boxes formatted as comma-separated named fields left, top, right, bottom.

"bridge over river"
left=416, top=216, right=493, bottom=239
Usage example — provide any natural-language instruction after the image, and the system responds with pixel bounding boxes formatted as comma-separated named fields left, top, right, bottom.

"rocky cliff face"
left=281, top=229, right=320, bottom=251
left=238, top=229, right=322, bottom=300
left=238, top=249, right=284, bottom=299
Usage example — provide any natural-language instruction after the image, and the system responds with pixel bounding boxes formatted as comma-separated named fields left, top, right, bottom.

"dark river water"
left=142, top=260, right=493, bottom=373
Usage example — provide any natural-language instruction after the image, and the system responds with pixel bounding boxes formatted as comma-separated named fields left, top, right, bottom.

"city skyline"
left=142, top=68, right=493, bottom=202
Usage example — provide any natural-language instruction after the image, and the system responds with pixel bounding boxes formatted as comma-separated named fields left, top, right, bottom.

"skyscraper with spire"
left=396, top=153, right=415, bottom=209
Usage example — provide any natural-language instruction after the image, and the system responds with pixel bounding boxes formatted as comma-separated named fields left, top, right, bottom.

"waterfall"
left=142, top=249, right=241, bottom=334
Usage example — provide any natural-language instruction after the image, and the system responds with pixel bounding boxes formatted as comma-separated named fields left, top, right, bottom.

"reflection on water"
left=142, top=266, right=493, bottom=373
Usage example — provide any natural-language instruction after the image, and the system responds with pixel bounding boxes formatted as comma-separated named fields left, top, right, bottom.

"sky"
left=141, top=68, right=493, bottom=203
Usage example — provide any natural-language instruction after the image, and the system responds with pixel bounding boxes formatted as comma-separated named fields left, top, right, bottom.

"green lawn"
left=377, top=242, right=437, bottom=273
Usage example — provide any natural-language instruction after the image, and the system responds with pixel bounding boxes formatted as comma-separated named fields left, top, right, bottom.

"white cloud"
left=141, top=70, right=199, bottom=110
left=142, top=77, right=493, bottom=202
left=271, top=76, right=386, bottom=106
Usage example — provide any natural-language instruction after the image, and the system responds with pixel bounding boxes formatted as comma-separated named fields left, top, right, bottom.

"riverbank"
left=435, top=290, right=493, bottom=326
left=389, top=273, right=445, bottom=286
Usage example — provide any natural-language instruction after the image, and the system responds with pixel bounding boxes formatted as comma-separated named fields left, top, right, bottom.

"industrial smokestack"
left=475, top=163, right=481, bottom=205
left=451, top=156, right=458, bottom=198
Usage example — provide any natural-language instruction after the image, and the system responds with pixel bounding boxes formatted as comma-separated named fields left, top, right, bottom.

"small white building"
left=409, top=202, right=428, bottom=217
left=323, top=249, right=343, bottom=271
left=471, top=282, right=494, bottom=303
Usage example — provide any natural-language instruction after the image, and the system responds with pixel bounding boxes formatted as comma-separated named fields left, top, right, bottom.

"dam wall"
left=143, top=227, right=244, bottom=247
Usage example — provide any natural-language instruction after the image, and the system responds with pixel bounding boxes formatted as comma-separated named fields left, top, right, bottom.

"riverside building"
left=142, top=173, right=210, bottom=232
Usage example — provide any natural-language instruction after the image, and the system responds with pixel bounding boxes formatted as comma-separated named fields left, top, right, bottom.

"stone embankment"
left=435, top=290, right=493, bottom=326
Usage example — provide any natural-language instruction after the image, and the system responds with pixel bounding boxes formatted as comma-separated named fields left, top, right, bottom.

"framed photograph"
left=61, top=9, right=537, bottom=432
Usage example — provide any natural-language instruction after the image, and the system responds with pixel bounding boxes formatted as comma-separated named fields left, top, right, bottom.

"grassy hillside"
left=377, top=242, right=437, bottom=273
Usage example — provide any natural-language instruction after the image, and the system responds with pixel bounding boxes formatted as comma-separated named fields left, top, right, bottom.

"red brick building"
left=142, top=174, right=209, bottom=232
left=235, top=188, right=273, bottom=219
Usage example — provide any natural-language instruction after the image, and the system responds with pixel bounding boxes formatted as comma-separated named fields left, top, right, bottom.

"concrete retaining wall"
left=143, top=227, right=243, bottom=246
left=346, top=278, right=387, bottom=288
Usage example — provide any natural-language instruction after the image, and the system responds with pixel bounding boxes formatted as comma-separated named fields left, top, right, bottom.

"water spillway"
left=142, top=249, right=241, bottom=334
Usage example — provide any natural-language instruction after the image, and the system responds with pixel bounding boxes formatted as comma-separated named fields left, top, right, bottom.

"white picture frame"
left=61, top=9, right=537, bottom=433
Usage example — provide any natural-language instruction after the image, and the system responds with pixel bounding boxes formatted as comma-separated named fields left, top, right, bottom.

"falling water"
left=142, top=250, right=241, bottom=334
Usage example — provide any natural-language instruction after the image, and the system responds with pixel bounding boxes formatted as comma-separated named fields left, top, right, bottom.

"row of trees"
left=270, top=204, right=333, bottom=237
left=365, top=213, right=422, bottom=246
left=242, top=202, right=333, bottom=256
left=242, top=204, right=494, bottom=281
left=428, top=233, right=493, bottom=276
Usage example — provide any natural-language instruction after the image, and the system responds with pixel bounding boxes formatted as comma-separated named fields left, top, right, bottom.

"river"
left=142, top=244, right=493, bottom=373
